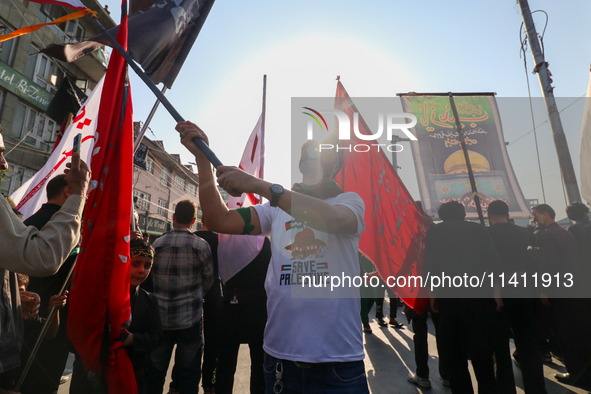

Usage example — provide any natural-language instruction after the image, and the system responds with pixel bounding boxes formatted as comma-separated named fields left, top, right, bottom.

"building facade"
left=0, top=0, right=115, bottom=195
left=133, top=127, right=201, bottom=239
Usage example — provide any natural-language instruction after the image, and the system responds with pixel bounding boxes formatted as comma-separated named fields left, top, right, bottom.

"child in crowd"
left=69, top=239, right=163, bottom=394
left=124, top=239, right=163, bottom=394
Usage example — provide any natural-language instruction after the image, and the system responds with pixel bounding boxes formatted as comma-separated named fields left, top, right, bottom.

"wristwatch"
left=269, top=184, right=285, bottom=207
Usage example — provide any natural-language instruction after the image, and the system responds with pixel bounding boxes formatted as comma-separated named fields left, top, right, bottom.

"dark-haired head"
left=174, top=200, right=196, bottom=225
left=566, top=202, right=589, bottom=222
left=46, top=174, right=69, bottom=203
left=438, top=201, right=466, bottom=222
left=532, top=204, right=555, bottom=220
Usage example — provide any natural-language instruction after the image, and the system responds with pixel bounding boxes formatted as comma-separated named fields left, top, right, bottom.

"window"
left=38, top=4, right=84, bottom=42
left=158, top=199, right=169, bottom=217
left=40, top=3, right=68, bottom=22
left=75, top=79, right=89, bottom=94
left=187, top=183, right=196, bottom=197
left=33, top=53, right=62, bottom=93
left=24, top=46, right=38, bottom=80
left=174, top=175, right=185, bottom=190
left=146, top=156, right=154, bottom=174
left=24, top=48, right=63, bottom=92
left=160, top=166, right=171, bottom=187
left=0, top=23, right=17, bottom=66
left=0, top=164, right=35, bottom=196
left=64, top=19, right=85, bottom=42
left=133, top=189, right=151, bottom=212
left=13, top=102, right=57, bottom=152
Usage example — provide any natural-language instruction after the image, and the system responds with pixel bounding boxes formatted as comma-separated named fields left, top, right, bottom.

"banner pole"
left=132, top=87, right=166, bottom=232
left=14, top=256, right=78, bottom=391
left=260, top=75, right=266, bottom=179
left=448, top=92, right=486, bottom=225
left=134, top=86, right=167, bottom=153
left=89, top=16, right=223, bottom=168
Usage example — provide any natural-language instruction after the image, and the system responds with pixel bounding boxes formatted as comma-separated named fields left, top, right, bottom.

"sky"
left=102, top=0, right=591, bottom=220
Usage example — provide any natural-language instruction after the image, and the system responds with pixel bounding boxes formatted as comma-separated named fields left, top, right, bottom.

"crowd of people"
left=0, top=123, right=590, bottom=394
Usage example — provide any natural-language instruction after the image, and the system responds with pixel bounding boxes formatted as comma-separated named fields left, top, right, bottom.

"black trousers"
left=411, top=307, right=448, bottom=380
left=202, top=280, right=222, bottom=389
left=494, top=298, right=547, bottom=394
left=215, top=340, right=265, bottom=394
left=437, top=298, right=497, bottom=394
left=215, top=288, right=267, bottom=394
left=551, top=298, right=591, bottom=378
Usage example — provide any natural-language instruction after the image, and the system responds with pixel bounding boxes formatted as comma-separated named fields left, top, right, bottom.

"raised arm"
left=176, top=122, right=358, bottom=235
left=177, top=121, right=262, bottom=235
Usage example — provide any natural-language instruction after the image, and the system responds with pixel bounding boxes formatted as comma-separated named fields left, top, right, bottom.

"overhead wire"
left=508, top=94, right=585, bottom=146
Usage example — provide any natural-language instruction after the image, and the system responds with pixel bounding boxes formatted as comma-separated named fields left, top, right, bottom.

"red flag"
left=67, top=3, right=136, bottom=393
left=334, top=81, right=429, bottom=314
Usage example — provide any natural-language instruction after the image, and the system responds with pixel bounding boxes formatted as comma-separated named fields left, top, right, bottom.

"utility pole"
left=518, top=0, right=581, bottom=204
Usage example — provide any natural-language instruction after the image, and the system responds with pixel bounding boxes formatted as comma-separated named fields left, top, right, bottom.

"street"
left=58, top=302, right=588, bottom=393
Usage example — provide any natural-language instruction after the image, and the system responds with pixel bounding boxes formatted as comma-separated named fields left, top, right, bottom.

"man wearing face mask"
left=176, top=121, right=368, bottom=394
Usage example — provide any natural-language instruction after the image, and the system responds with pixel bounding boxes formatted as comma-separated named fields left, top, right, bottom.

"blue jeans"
left=263, top=353, right=369, bottom=394
left=146, top=323, right=202, bottom=394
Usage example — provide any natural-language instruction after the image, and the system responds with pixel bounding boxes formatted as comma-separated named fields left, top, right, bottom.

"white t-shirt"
left=253, top=192, right=366, bottom=363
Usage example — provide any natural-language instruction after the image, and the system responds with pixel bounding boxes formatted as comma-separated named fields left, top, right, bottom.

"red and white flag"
left=334, top=81, right=429, bottom=314
left=26, top=0, right=86, bottom=11
left=217, top=114, right=266, bottom=283
left=67, top=5, right=136, bottom=393
left=11, top=78, right=104, bottom=220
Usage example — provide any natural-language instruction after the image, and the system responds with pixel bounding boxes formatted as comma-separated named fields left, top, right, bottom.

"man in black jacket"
left=424, top=201, right=500, bottom=394
left=195, top=222, right=222, bottom=394
left=20, top=175, right=77, bottom=394
left=487, top=200, right=547, bottom=394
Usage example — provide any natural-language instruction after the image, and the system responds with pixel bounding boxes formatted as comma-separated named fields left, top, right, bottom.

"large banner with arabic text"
left=400, top=94, right=530, bottom=219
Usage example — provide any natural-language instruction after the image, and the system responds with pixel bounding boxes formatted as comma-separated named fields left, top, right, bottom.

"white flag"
left=217, top=114, right=266, bottom=283
left=581, top=66, right=591, bottom=204
left=11, top=76, right=104, bottom=219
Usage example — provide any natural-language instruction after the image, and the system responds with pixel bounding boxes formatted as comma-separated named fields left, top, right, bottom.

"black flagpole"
left=448, top=92, right=485, bottom=225
left=89, top=16, right=223, bottom=168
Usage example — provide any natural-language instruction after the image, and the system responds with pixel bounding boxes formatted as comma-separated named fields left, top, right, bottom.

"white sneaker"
left=408, top=372, right=432, bottom=388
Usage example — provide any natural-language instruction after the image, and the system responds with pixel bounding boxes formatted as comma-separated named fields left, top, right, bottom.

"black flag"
left=133, top=143, right=148, bottom=169
left=41, top=0, right=215, bottom=88
left=45, top=78, right=87, bottom=125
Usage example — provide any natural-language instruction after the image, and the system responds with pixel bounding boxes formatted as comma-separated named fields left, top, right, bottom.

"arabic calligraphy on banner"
left=419, top=99, right=489, bottom=129
left=399, top=94, right=530, bottom=219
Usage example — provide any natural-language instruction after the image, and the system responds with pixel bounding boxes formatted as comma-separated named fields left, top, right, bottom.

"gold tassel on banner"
left=0, top=9, right=96, bottom=44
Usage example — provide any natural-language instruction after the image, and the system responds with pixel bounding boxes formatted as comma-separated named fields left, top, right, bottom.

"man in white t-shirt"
left=176, top=121, right=369, bottom=393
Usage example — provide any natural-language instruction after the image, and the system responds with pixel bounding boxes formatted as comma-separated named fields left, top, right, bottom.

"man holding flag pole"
left=176, top=117, right=369, bottom=393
